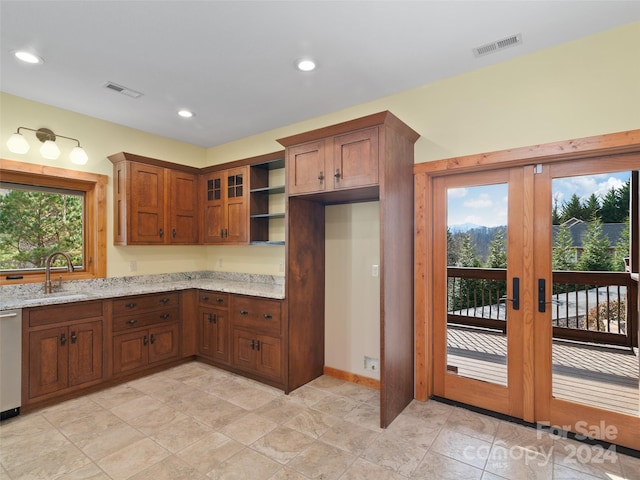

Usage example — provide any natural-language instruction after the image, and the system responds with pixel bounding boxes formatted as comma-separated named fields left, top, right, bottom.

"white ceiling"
left=2, top=1, right=639, bottom=148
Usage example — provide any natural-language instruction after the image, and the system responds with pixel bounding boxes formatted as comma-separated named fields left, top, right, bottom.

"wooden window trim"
left=0, top=158, right=108, bottom=285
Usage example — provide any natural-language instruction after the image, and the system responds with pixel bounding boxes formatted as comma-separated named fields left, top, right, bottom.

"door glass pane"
left=551, top=171, right=638, bottom=417
left=446, top=183, right=509, bottom=386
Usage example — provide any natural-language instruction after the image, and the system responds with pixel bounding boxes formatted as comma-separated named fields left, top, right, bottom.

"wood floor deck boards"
left=447, top=326, right=640, bottom=417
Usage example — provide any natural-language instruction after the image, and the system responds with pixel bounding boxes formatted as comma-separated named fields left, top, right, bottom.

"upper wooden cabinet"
left=201, top=167, right=248, bottom=244
left=108, top=152, right=199, bottom=245
left=286, top=127, right=379, bottom=196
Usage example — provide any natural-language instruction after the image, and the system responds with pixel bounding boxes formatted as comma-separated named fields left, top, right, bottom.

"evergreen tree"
left=552, top=224, right=576, bottom=270
left=486, top=228, right=507, bottom=268
left=560, top=193, right=586, bottom=222
left=0, top=190, right=83, bottom=269
left=613, top=218, right=630, bottom=272
left=583, top=193, right=600, bottom=220
left=599, top=188, right=619, bottom=223
left=576, top=216, right=613, bottom=271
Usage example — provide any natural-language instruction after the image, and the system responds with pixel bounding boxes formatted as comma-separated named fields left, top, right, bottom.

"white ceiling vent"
left=104, top=81, right=143, bottom=99
left=473, top=33, right=522, bottom=57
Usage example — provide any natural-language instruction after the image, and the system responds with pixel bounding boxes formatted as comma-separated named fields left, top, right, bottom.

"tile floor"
left=1, top=361, right=639, bottom=480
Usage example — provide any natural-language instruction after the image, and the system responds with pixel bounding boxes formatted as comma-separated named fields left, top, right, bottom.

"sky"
left=447, top=171, right=631, bottom=229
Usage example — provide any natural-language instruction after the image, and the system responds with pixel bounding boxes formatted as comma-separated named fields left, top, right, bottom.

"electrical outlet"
left=364, top=356, right=379, bottom=371
left=371, top=265, right=379, bottom=277
left=278, top=260, right=285, bottom=272
left=218, top=258, right=223, bottom=268
left=129, top=261, right=137, bottom=272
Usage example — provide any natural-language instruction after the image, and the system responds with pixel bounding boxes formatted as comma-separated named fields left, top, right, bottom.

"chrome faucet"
left=44, top=252, right=74, bottom=294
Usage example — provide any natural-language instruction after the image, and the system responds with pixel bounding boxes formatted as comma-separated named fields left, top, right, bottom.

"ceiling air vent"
left=104, top=81, right=143, bottom=99
left=473, top=33, right=522, bottom=57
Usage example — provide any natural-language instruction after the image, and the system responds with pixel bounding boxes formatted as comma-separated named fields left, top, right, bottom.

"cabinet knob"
left=209, top=313, right=217, bottom=324
left=127, top=319, right=138, bottom=326
left=220, top=229, right=224, bottom=238
left=60, top=333, right=67, bottom=346
left=318, top=171, right=324, bottom=183
left=160, top=297, right=170, bottom=304
left=334, top=168, right=341, bottom=179
left=160, top=313, right=170, bottom=319
left=263, top=313, right=272, bottom=319
left=125, top=302, right=137, bottom=309
left=143, top=335, right=148, bottom=345
left=255, top=340, right=260, bottom=351
left=150, top=334, right=155, bottom=344
left=159, top=228, right=164, bottom=238
left=70, top=331, right=77, bottom=344
left=202, top=296, right=209, bottom=301
left=172, top=229, right=177, bottom=238
left=216, top=297, right=224, bottom=303
left=240, top=310, right=248, bottom=316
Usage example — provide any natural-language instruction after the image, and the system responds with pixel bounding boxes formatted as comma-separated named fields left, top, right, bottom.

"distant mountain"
left=449, top=223, right=483, bottom=233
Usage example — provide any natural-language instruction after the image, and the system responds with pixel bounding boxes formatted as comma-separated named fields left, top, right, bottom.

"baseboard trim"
left=323, top=366, right=380, bottom=390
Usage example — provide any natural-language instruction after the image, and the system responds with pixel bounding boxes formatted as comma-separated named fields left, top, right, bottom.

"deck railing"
left=447, top=267, right=638, bottom=348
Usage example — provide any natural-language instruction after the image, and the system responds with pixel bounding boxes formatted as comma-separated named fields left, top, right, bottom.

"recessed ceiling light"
left=14, top=50, right=43, bottom=64
left=178, top=109, right=194, bottom=118
left=296, top=59, right=317, bottom=72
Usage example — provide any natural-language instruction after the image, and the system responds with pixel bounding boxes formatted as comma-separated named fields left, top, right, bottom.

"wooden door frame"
left=414, top=129, right=640, bottom=407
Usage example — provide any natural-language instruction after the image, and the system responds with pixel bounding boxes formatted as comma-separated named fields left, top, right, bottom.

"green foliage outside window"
left=0, top=187, right=84, bottom=270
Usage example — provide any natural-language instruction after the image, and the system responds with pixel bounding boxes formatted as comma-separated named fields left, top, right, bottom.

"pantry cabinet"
left=108, top=152, right=199, bottom=245
left=278, top=111, right=419, bottom=427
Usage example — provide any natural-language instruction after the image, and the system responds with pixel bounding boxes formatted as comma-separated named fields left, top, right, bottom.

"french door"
left=432, top=157, right=640, bottom=450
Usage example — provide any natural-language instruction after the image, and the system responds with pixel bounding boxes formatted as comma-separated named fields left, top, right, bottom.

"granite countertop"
left=0, top=271, right=285, bottom=311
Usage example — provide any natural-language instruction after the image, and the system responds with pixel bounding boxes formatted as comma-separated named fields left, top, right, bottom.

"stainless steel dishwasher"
left=1, top=309, right=22, bottom=420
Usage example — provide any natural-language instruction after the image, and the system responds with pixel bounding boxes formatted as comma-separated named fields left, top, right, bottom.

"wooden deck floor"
left=447, top=326, right=640, bottom=416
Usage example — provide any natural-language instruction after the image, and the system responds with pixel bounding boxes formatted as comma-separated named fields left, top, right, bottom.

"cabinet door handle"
left=127, top=319, right=137, bottom=326
left=251, top=339, right=255, bottom=349
left=220, top=228, right=224, bottom=238
left=216, top=297, right=224, bottom=303
left=240, top=310, right=248, bottom=316
left=160, top=313, right=170, bottom=319
left=318, top=171, right=324, bottom=183
left=202, top=296, right=209, bottom=301
left=255, top=340, right=260, bottom=351
left=334, top=168, right=341, bottom=179
left=225, top=229, right=228, bottom=238
left=150, top=334, right=155, bottom=344
left=209, top=313, right=217, bottom=324
left=160, top=297, right=170, bottom=304
left=70, top=331, right=77, bottom=344
left=125, top=302, right=136, bottom=309
left=60, top=333, right=67, bottom=346
left=159, top=228, right=164, bottom=238
left=143, top=335, right=148, bottom=345
left=172, top=229, right=177, bottom=238
left=263, top=313, right=272, bottom=319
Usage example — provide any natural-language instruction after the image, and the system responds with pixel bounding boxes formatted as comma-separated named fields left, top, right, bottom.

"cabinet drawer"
left=29, top=300, right=104, bottom=327
left=199, top=291, right=229, bottom=308
left=112, top=308, right=179, bottom=332
left=231, top=297, right=281, bottom=334
left=112, top=292, right=179, bottom=316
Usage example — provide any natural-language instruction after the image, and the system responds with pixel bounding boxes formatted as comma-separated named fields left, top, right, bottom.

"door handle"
left=538, top=278, right=560, bottom=313
left=499, top=277, right=519, bottom=310
left=70, top=331, right=77, bottom=344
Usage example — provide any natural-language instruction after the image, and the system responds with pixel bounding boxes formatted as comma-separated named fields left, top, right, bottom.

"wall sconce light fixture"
left=6, top=127, right=89, bottom=165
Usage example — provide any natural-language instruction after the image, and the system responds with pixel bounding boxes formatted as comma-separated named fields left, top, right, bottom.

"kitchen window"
left=0, top=159, right=107, bottom=285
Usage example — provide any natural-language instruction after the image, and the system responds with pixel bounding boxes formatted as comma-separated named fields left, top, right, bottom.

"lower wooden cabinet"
left=230, top=295, right=284, bottom=385
left=22, top=289, right=288, bottom=412
left=112, top=322, right=180, bottom=375
left=24, top=302, right=104, bottom=405
left=232, top=328, right=282, bottom=381
left=111, top=293, right=182, bottom=376
left=197, top=291, right=230, bottom=364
